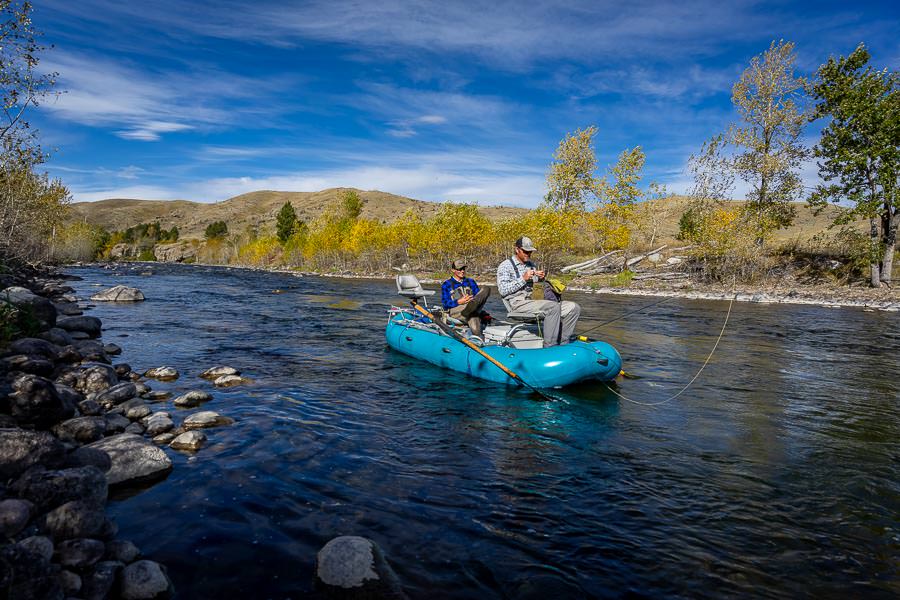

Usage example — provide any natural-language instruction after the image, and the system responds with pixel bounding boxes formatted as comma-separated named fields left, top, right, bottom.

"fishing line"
left=605, top=282, right=736, bottom=407
left=578, top=295, right=674, bottom=336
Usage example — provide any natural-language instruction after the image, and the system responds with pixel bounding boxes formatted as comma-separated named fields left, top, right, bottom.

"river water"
left=67, top=264, right=899, bottom=599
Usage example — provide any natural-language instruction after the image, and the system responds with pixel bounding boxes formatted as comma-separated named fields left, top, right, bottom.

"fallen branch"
left=625, top=245, right=668, bottom=268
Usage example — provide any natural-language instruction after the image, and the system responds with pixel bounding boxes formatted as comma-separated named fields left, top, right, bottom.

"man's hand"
left=458, top=293, right=473, bottom=305
left=535, top=269, right=546, bottom=279
left=523, top=268, right=535, bottom=281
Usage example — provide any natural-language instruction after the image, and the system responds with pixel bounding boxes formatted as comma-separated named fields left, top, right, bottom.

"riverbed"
left=69, top=263, right=899, bottom=599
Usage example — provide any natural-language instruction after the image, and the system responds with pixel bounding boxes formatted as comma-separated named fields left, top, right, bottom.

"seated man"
left=441, top=259, right=491, bottom=336
left=496, top=236, right=580, bottom=347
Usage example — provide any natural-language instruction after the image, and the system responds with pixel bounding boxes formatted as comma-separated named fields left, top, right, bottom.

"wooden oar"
left=410, top=301, right=556, bottom=401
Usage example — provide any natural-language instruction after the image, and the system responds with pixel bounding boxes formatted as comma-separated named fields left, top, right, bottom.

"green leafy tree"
left=340, top=189, right=364, bottom=221
left=809, top=43, right=900, bottom=287
left=205, top=220, right=228, bottom=240
left=545, top=126, right=603, bottom=213
left=276, top=201, right=300, bottom=243
left=728, top=40, right=807, bottom=243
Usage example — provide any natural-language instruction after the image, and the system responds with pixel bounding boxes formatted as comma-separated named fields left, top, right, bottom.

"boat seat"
left=396, top=274, right=435, bottom=305
left=500, top=295, right=545, bottom=337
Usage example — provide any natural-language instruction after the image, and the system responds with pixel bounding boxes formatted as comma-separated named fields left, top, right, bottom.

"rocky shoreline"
left=1, top=264, right=408, bottom=599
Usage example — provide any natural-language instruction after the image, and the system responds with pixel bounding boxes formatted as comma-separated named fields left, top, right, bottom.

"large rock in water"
left=86, top=434, right=172, bottom=486
left=90, top=285, right=145, bottom=302
left=120, top=560, right=174, bottom=599
left=314, top=536, right=406, bottom=599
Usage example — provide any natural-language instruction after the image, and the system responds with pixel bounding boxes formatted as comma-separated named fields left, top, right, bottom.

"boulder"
left=104, top=343, right=123, bottom=355
left=52, top=416, right=107, bottom=444
left=64, top=446, right=112, bottom=473
left=142, top=412, right=174, bottom=436
left=8, top=374, right=74, bottom=429
left=0, top=543, right=62, bottom=600
left=7, top=337, right=59, bottom=359
left=18, top=535, right=54, bottom=561
left=56, top=315, right=102, bottom=338
left=1, top=286, right=57, bottom=329
left=154, top=241, right=197, bottom=263
left=96, top=382, right=138, bottom=407
left=182, top=411, right=234, bottom=430
left=213, top=374, right=247, bottom=387
left=105, top=413, right=132, bottom=434
left=106, top=539, right=141, bottom=564
left=314, top=536, right=406, bottom=599
left=56, top=538, right=106, bottom=568
left=58, top=569, right=82, bottom=596
left=0, top=354, right=54, bottom=377
left=10, top=466, right=108, bottom=512
left=169, top=431, right=206, bottom=451
left=86, top=434, right=173, bottom=486
left=0, top=498, right=34, bottom=537
left=82, top=560, right=123, bottom=600
left=90, top=285, right=145, bottom=302
left=120, top=560, right=174, bottom=600
left=144, top=366, right=179, bottom=381
left=40, top=327, right=75, bottom=346
left=0, top=429, right=66, bottom=480
left=77, top=363, right=119, bottom=394
left=75, top=339, right=109, bottom=363
left=199, top=366, right=240, bottom=379
left=172, top=390, right=212, bottom=407
left=42, top=500, right=110, bottom=540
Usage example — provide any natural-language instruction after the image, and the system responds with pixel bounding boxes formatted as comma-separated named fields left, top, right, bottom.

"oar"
left=409, top=301, right=556, bottom=402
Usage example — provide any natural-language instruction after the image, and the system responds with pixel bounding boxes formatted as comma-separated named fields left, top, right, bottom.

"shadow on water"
left=70, top=264, right=900, bottom=599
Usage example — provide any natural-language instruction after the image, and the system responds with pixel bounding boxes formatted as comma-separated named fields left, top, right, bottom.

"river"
left=67, top=263, right=899, bottom=599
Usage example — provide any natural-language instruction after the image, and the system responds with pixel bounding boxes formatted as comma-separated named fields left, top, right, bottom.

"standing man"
left=496, top=236, right=580, bottom=347
left=441, top=259, right=491, bottom=336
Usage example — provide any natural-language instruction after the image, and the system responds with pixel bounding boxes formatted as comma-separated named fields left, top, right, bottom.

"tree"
left=340, top=189, right=364, bottom=221
left=545, top=126, right=603, bottom=212
left=205, top=221, right=228, bottom=240
left=809, top=43, right=899, bottom=287
left=728, top=40, right=807, bottom=243
left=276, top=201, right=300, bottom=243
left=0, top=0, right=68, bottom=262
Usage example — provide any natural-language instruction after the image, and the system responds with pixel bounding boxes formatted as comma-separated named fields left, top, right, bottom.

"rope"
left=605, top=286, right=736, bottom=407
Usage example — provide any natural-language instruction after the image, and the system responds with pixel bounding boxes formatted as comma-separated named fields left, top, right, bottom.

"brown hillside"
left=68, top=188, right=527, bottom=239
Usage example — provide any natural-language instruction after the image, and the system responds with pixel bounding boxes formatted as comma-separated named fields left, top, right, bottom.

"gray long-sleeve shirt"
left=496, top=255, right=536, bottom=298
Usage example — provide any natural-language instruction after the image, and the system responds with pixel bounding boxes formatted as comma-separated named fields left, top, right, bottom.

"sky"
left=30, top=0, right=900, bottom=207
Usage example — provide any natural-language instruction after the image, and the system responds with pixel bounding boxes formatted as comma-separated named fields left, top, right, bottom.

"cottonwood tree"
left=545, top=126, right=604, bottom=213
left=728, top=40, right=808, bottom=243
left=809, top=43, right=899, bottom=287
left=0, top=0, right=68, bottom=262
left=276, top=201, right=300, bottom=243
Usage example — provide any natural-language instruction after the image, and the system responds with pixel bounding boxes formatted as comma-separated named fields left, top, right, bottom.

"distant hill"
left=68, top=188, right=529, bottom=239
left=68, top=188, right=847, bottom=243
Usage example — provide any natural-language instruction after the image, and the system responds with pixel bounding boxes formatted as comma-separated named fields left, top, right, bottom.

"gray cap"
left=451, top=259, right=466, bottom=270
left=515, top=236, right=537, bottom=251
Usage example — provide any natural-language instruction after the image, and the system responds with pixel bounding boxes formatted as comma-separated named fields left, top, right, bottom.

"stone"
left=59, top=569, right=82, bottom=596
left=43, top=500, right=109, bottom=540
left=213, top=374, right=247, bottom=387
left=7, top=337, right=59, bottom=359
left=54, top=301, right=83, bottom=316
left=78, top=398, right=103, bottom=416
left=8, top=374, right=74, bottom=428
left=1, top=286, right=57, bottom=329
left=144, top=366, right=178, bottom=381
left=120, top=560, right=174, bottom=599
left=154, top=241, right=197, bottom=263
left=314, top=536, right=406, bottom=599
left=56, top=538, right=106, bottom=568
left=142, top=390, right=171, bottom=401
left=18, top=535, right=54, bottom=561
left=172, top=390, right=212, bottom=407
left=75, top=339, right=109, bottom=361
left=95, top=382, right=138, bottom=407
left=57, top=315, right=102, bottom=337
left=142, top=412, right=174, bottom=436
left=54, top=383, right=83, bottom=408
left=0, top=354, right=54, bottom=377
left=86, top=434, right=173, bottom=486
left=105, top=412, right=132, bottom=433
left=104, top=343, right=122, bottom=355
left=200, top=365, right=239, bottom=379
left=106, top=539, right=141, bottom=564
left=0, top=498, right=33, bottom=537
left=78, top=363, right=119, bottom=394
left=182, top=411, right=234, bottom=430
left=64, top=446, right=112, bottom=473
left=114, top=362, right=133, bottom=377
left=125, top=422, right=145, bottom=435
left=152, top=432, right=177, bottom=445
left=40, top=327, right=75, bottom=346
left=0, top=429, right=66, bottom=480
left=118, top=398, right=151, bottom=420
left=90, top=285, right=145, bottom=302
left=0, top=542, right=62, bottom=600
left=11, top=466, right=108, bottom=512
left=169, top=430, right=206, bottom=451
left=82, top=560, right=123, bottom=600
left=52, top=416, right=108, bottom=444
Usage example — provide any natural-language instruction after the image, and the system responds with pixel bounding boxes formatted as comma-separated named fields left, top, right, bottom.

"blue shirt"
left=441, top=276, right=481, bottom=309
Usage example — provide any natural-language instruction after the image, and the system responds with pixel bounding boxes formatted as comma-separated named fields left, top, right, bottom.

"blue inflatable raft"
left=385, top=309, right=622, bottom=389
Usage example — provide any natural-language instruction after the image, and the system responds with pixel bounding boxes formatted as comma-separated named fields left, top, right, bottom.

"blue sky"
left=33, top=0, right=899, bottom=207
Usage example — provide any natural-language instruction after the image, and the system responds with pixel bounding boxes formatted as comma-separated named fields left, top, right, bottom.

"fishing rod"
left=578, top=295, right=673, bottom=337
left=409, top=301, right=557, bottom=402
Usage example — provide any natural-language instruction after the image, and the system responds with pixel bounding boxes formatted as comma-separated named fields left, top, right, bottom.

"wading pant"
left=508, top=295, right=580, bottom=347
left=448, top=287, right=491, bottom=336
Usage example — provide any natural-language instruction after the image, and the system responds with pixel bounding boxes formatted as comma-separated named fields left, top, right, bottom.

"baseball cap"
left=515, top=236, right=537, bottom=251
left=451, top=259, right=466, bottom=270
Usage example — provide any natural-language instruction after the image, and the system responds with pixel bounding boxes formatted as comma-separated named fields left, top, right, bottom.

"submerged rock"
left=182, top=411, right=234, bottom=430
left=169, top=431, right=206, bottom=451
left=213, top=374, right=248, bottom=387
left=120, top=560, right=174, bottom=600
left=90, top=285, right=145, bottom=302
left=315, top=536, right=406, bottom=599
left=144, top=366, right=179, bottom=381
left=200, top=366, right=240, bottom=379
